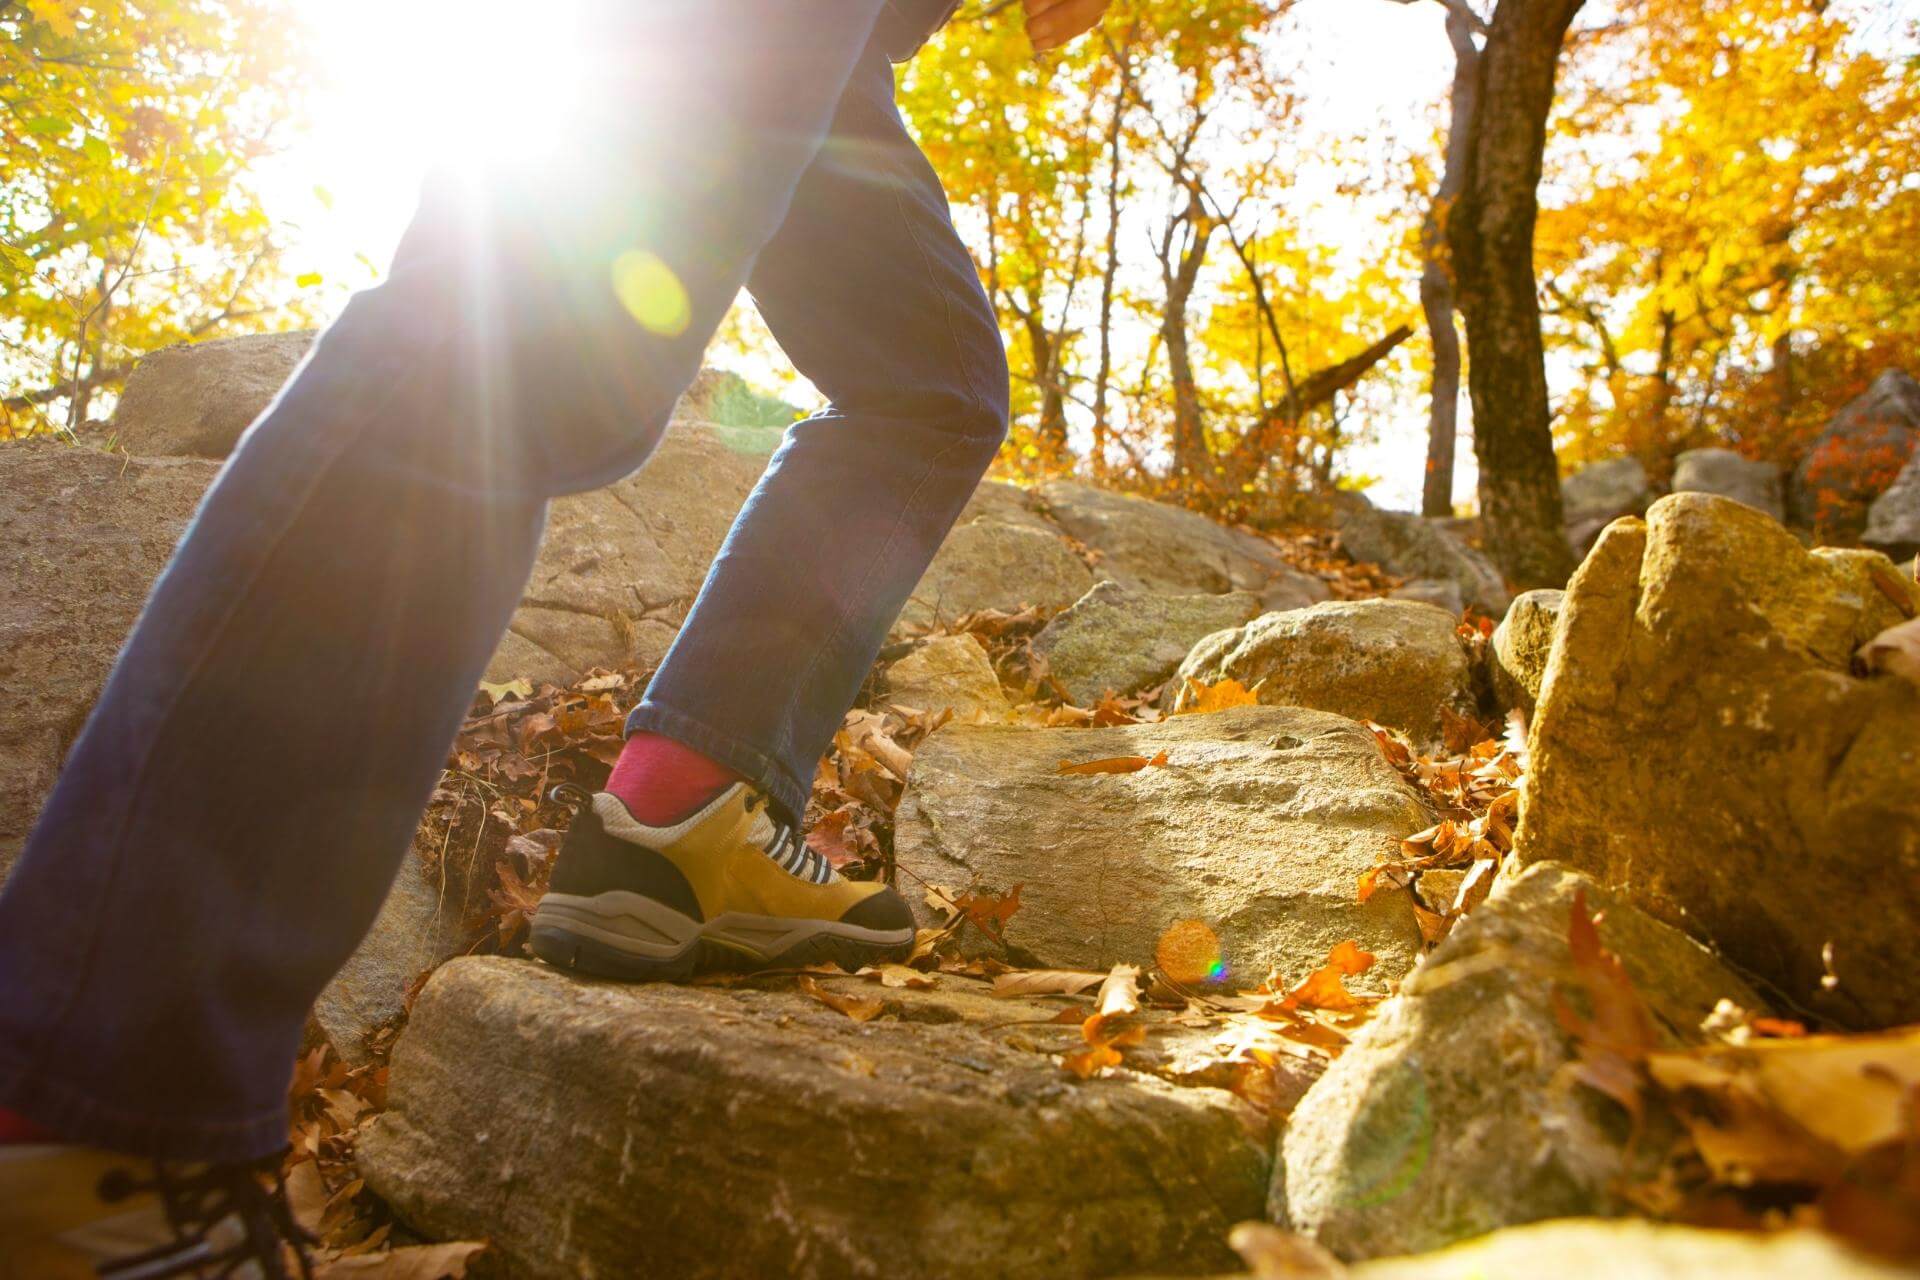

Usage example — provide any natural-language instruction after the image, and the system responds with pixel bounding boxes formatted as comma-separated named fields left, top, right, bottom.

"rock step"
left=358, top=957, right=1268, bottom=1280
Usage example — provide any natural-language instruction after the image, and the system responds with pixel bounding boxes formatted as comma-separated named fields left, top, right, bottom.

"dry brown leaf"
left=1228, top=1221, right=1349, bottom=1277
left=1555, top=888, right=1659, bottom=1125
left=954, top=883, right=1023, bottom=941
left=1172, top=676, right=1262, bottom=715
left=315, top=1242, right=486, bottom=1280
left=1855, top=615, right=1920, bottom=684
left=991, top=969, right=1108, bottom=998
left=796, top=975, right=886, bottom=1023
left=1056, top=750, right=1169, bottom=775
left=855, top=963, right=937, bottom=990
left=1278, top=941, right=1378, bottom=1013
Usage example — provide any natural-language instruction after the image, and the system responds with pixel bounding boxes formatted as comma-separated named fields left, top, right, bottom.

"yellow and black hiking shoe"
left=0, top=1142, right=313, bottom=1278
left=529, top=785, right=914, bottom=980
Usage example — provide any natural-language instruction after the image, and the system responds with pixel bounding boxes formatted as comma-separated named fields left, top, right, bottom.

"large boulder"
left=1038, top=480, right=1330, bottom=605
left=1031, top=581, right=1261, bottom=705
left=309, top=856, right=465, bottom=1065
left=1349, top=1220, right=1913, bottom=1280
left=108, top=331, right=317, bottom=458
left=1862, top=445, right=1920, bottom=560
left=895, top=516, right=1095, bottom=634
left=1790, top=368, right=1920, bottom=538
left=0, top=442, right=220, bottom=875
left=1671, top=446, right=1784, bottom=521
left=1175, top=600, right=1476, bottom=744
left=1513, top=492, right=1920, bottom=1027
left=1489, top=589, right=1564, bottom=716
left=359, top=957, right=1269, bottom=1280
left=1276, top=862, right=1762, bottom=1260
left=1561, top=457, right=1651, bottom=554
left=1334, top=505, right=1509, bottom=615
left=881, top=633, right=1008, bottom=719
left=892, top=705, right=1430, bottom=984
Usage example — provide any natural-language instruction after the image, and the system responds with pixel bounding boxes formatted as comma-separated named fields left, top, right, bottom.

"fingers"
left=1023, top=0, right=1111, bottom=52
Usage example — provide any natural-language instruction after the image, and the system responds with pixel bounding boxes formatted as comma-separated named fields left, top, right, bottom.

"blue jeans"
left=0, top=0, right=1006, bottom=1162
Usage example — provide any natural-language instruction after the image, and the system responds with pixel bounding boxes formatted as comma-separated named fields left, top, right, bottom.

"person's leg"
left=0, top=0, right=891, bottom=1165
left=623, top=40, right=1011, bottom=825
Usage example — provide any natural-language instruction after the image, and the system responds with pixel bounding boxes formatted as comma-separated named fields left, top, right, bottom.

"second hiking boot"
left=529, top=785, right=914, bottom=979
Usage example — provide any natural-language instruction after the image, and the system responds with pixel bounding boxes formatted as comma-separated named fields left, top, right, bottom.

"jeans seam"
left=16, top=355, right=414, bottom=1089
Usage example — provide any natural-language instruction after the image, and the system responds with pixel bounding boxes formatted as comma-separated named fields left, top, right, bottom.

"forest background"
left=4, top=0, right=1918, bottom=561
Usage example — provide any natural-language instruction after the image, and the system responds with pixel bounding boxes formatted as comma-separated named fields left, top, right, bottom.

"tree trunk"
left=1449, top=0, right=1582, bottom=588
left=1419, top=2, right=1481, bottom=518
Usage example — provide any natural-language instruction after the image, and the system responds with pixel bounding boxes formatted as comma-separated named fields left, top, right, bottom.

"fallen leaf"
left=855, top=963, right=936, bottom=990
left=477, top=677, right=532, bottom=706
left=315, top=1242, right=486, bottom=1280
left=1057, top=750, right=1169, bottom=775
left=1172, top=676, right=1262, bottom=715
left=796, top=975, right=886, bottom=1023
left=1228, top=1221, right=1349, bottom=1277
left=992, top=969, right=1108, bottom=998
left=1554, top=888, right=1658, bottom=1125
left=954, top=883, right=1023, bottom=941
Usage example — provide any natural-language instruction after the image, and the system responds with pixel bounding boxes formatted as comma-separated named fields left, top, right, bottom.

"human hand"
left=1023, top=0, right=1111, bottom=52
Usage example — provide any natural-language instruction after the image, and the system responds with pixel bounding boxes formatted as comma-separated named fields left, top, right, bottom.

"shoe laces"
left=95, top=1151, right=315, bottom=1279
left=743, top=790, right=834, bottom=885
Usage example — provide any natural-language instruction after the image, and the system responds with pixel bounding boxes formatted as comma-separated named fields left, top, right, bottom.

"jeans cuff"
left=0, top=1045, right=289, bottom=1163
left=623, top=701, right=810, bottom=827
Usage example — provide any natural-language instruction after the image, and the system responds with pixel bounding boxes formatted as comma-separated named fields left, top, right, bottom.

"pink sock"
left=604, top=732, right=740, bottom=825
left=0, top=1106, right=54, bottom=1145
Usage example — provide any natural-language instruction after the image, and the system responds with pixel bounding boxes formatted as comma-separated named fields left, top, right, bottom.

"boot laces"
left=96, top=1152, right=316, bottom=1280
left=743, top=790, right=833, bottom=885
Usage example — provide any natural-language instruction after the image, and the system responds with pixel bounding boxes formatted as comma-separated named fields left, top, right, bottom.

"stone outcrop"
left=1863, top=446, right=1920, bottom=560
left=1031, top=581, right=1260, bottom=705
left=892, top=705, right=1430, bottom=984
left=1333, top=504, right=1509, bottom=615
left=1276, top=862, right=1762, bottom=1260
left=1671, top=446, right=1784, bottom=521
left=1513, top=492, right=1920, bottom=1027
left=309, top=857, right=466, bottom=1065
left=359, top=957, right=1269, bottom=1280
left=1038, top=480, right=1329, bottom=607
left=0, top=442, right=220, bottom=875
left=108, top=330, right=318, bottom=458
left=896, top=516, right=1095, bottom=634
left=1789, top=368, right=1920, bottom=537
left=1386, top=578, right=1464, bottom=615
left=1561, top=457, right=1651, bottom=554
left=1489, top=589, right=1564, bottom=716
left=1175, top=600, right=1476, bottom=744
left=881, top=633, right=1009, bottom=719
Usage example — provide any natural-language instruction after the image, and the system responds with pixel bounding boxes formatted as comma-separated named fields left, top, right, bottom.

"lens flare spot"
left=1155, top=918, right=1227, bottom=986
left=612, top=250, right=691, bottom=337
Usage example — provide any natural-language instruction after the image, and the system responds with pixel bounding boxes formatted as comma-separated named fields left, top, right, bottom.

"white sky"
left=257, top=0, right=1916, bottom=511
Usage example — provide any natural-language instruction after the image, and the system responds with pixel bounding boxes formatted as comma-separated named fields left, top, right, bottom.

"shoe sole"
left=528, top=890, right=914, bottom=981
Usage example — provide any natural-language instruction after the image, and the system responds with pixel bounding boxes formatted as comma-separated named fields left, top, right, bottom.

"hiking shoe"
left=529, top=784, right=915, bottom=980
left=0, top=1141, right=312, bottom=1278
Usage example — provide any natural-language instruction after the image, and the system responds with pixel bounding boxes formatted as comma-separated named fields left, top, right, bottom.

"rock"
left=1513, top=492, right=1920, bottom=1027
left=359, top=957, right=1268, bottom=1279
left=109, top=331, right=317, bottom=457
left=0, top=441, right=221, bottom=876
left=881, top=633, right=1008, bottom=719
left=1672, top=447, right=1785, bottom=521
left=1862, top=445, right=1920, bottom=560
left=1276, top=862, right=1763, bottom=1260
left=1350, top=1220, right=1913, bottom=1280
left=1038, top=480, right=1331, bottom=603
left=1790, top=369, right=1920, bottom=538
left=1387, top=578, right=1464, bottom=615
left=1489, top=589, right=1564, bottom=716
left=494, top=424, right=775, bottom=681
left=1562, top=457, right=1651, bottom=554
left=1032, top=581, right=1260, bottom=705
left=1175, top=600, right=1476, bottom=744
left=892, top=705, right=1429, bottom=983
left=1334, top=505, right=1510, bottom=615
left=310, top=858, right=465, bottom=1065
left=896, top=517, right=1095, bottom=634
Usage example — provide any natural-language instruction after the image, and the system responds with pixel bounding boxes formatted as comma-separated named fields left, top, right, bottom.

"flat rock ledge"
left=359, top=957, right=1270, bottom=1280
